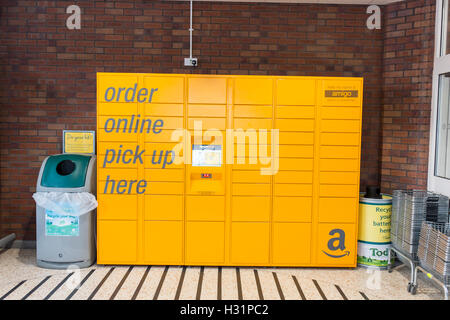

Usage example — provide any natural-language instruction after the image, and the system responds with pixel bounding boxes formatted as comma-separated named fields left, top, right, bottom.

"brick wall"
left=0, top=0, right=384, bottom=240
left=381, top=0, right=435, bottom=192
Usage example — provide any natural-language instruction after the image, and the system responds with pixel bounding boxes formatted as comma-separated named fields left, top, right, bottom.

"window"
left=441, top=0, right=450, bottom=56
left=428, top=0, right=450, bottom=196
left=435, top=73, right=450, bottom=179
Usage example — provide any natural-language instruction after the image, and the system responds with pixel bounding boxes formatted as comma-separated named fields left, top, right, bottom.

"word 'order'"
left=104, top=84, right=158, bottom=103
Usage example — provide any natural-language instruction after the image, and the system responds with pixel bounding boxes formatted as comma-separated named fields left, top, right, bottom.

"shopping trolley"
left=388, top=190, right=449, bottom=294
left=414, top=221, right=450, bottom=300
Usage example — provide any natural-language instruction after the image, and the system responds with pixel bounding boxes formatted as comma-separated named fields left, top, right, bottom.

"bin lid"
left=41, top=154, right=92, bottom=188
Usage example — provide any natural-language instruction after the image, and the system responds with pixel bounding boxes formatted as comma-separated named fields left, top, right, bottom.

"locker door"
left=98, top=220, right=137, bottom=263
left=144, top=221, right=183, bottom=264
left=231, top=222, right=270, bottom=264
left=273, top=223, right=311, bottom=265
left=186, top=222, right=225, bottom=264
left=316, top=223, right=356, bottom=266
left=186, top=196, right=225, bottom=221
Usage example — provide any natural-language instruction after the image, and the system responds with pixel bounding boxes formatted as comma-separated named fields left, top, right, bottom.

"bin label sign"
left=63, top=130, right=95, bottom=154
left=322, top=229, right=350, bottom=258
left=45, top=209, right=79, bottom=237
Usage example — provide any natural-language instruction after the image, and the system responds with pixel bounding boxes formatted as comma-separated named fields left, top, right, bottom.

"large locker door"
left=97, top=74, right=140, bottom=264
left=314, top=79, right=363, bottom=267
left=140, top=75, right=186, bottom=265
left=185, top=77, right=228, bottom=265
left=231, top=78, right=273, bottom=265
left=272, top=78, right=317, bottom=266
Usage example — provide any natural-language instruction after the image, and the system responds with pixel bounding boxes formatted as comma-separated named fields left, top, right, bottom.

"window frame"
left=428, top=0, right=450, bottom=196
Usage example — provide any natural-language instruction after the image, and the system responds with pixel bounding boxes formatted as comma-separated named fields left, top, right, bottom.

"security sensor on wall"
left=184, top=57, right=198, bottom=67
left=184, top=1, right=197, bottom=67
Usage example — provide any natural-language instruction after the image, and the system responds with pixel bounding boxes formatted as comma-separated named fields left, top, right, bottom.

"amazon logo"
left=322, top=228, right=350, bottom=258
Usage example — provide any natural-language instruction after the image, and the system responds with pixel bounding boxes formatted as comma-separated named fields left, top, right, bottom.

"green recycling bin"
left=33, top=154, right=97, bottom=269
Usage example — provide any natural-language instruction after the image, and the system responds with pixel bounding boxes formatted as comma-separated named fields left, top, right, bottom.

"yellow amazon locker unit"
left=96, top=73, right=363, bottom=267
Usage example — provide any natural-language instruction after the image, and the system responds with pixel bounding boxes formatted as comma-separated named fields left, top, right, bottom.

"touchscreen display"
left=192, top=145, right=222, bottom=167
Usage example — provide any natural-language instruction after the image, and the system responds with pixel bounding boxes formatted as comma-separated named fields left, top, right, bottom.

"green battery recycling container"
left=357, top=186, right=393, bottom=269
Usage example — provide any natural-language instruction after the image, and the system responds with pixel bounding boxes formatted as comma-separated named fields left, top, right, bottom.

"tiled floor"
left=0, top=248, right=445, bottom=300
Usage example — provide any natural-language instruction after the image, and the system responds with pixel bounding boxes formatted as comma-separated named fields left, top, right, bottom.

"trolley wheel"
left=407, top=283, right=412, bottom=293
left=388, top=268, right=393, bottom=273
left=410, top=284, right=417, bottom=295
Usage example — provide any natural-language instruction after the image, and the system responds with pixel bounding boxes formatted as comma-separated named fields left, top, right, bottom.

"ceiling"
left=174, top=0, right=403, bottom=4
